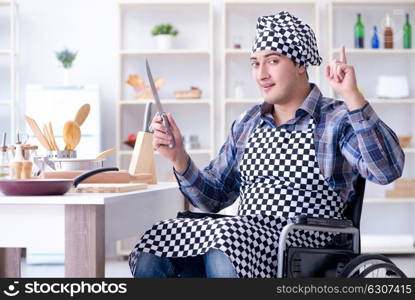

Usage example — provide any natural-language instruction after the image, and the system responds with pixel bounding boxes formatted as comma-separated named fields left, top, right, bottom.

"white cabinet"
left=329, top=0, right=415, bottom=253
left=116, top=0, right=215, bottom=181
left=221, top=0, right=320, bottom=143
left=0, top=0, right=18, bottom=144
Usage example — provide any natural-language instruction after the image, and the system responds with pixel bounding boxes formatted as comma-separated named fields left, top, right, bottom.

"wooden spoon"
left=48, top=122, right=59, bottom=150
left=74, top=104, right=90, bottom=127
left=25, top=115, right=51, bottom=150
left=63, top=121, right=81, bottom=151
left=42, top=124, right=53, bottom=150
left=96, top=148, right=116, bottom=159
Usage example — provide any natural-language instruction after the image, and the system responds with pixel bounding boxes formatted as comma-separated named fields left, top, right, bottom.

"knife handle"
left=161, top=113, right=176, bottom=148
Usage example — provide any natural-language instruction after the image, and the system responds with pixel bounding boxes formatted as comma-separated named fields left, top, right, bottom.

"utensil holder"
left=128, top=131, right=157, bottom=184
left=48, top=150, right=77, bottom=159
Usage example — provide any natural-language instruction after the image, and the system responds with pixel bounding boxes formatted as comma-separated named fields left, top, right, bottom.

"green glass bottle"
left=354, top=13, right=364, bottom=48
left=404, top=13, right=412, bottom=49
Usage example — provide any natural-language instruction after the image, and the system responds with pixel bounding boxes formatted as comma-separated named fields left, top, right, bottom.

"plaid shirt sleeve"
left=341, top=102, right=405, bottom=185
left=173, top=120, right=242, bottom=213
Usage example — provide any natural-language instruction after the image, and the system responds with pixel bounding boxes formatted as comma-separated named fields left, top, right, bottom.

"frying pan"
left=0, top=167, right=119, bottom=196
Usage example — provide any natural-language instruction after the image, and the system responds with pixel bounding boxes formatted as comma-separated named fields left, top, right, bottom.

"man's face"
left=250, top=50, right=304, bottom=104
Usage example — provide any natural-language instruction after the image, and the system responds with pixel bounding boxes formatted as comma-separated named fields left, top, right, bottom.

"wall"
left=18, top=0, right=117, bottom=160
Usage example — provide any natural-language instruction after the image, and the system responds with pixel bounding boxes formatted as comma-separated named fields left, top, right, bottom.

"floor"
left=20, top=255, right=415, bottom=278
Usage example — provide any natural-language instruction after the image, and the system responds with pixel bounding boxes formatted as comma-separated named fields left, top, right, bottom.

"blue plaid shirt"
left=174, top=84, right=405, bottom=213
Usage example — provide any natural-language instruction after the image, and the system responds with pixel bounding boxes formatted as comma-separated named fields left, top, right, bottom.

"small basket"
left=398, top=136, right=411, bottom=148
left=174, top=87, right=202, bottom=99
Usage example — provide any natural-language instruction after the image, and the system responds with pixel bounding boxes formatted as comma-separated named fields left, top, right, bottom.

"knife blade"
left=143, top=102, right=152, bottom=132
left=43, top=156, right=56, bottom=170
left=145, top=59, right=176, bottom=148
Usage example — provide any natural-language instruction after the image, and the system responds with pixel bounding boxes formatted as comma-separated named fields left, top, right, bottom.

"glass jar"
left=0, top=146, right=9, bottom=179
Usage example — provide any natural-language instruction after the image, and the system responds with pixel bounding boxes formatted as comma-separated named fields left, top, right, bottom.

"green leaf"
left=151, top=23, right=179, bottom=36
left=55, top=48, right=78, bottom=69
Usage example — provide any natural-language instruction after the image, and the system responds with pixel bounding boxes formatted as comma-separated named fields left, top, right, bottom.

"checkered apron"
left=129, top=117, right=346, bottom=277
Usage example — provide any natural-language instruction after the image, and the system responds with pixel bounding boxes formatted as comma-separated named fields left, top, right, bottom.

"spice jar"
left=10, top=143, right=24, bottom=179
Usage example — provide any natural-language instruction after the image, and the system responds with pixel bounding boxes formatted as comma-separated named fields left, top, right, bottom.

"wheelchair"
left=177, top=176, right=407, bottom=278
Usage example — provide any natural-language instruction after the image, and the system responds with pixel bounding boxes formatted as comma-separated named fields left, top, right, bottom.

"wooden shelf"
left=225, top=49, right=250, bottom=55
left=369, top=98, right=415, bottom=104
left=120, top=99, right=212, bottom=105
left=365, top=197, right=415, bottom=204
left=226, top=0, right=317, bottom=5
left=225, top=98, right=261, bottom=104
left=119, top=0, right=210, bottom=7
left=120, top=49, right=211, bottom=55
left=331, top=0, right=415, bottom=6
left=331, top=48, right=415, bottom=55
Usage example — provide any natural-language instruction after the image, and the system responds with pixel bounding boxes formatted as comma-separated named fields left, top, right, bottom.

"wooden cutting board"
left=41, top=170, right=153, bottom=184
left=74, top=183, right=148, bottom=193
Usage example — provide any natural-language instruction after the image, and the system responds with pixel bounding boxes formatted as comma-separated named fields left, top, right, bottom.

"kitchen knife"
left=145, top=59, right=175, bottom=148
left=143, top=101, right=152, bottom=132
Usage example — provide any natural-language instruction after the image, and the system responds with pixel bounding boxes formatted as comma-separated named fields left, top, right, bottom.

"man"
left=129, top=11, right=404, bottom=278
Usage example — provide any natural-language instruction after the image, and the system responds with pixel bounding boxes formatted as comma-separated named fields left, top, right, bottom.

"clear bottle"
left=372, top=26, right=379, bottom=49
left=354, top=13, right=364, bottom=48
left=384, top=14, right=393, bottom=49
left=0, top=146, right=9, bottom=179
left=404, top=13, right=412, bottom=49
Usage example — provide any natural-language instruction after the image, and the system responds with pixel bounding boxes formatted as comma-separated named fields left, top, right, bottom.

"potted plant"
left=151, top=24, right=179, bottom=50
left=55, top=48, right=78, bottom=85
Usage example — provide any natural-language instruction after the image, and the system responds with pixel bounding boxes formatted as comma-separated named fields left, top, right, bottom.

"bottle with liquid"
left=372, top=26, right=379, bottom=49
left=354, top=13, right=365, bottom=48
left=384, top=14, right=393, bottom=49
left=404, top=13, right=412, bottom=49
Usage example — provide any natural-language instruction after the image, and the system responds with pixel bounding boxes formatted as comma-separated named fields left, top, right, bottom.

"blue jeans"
left=133, top=248, right=238, bottom=278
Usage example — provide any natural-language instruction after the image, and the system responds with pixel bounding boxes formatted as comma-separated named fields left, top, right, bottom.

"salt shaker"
left=10, top=143, right=24, bottom=179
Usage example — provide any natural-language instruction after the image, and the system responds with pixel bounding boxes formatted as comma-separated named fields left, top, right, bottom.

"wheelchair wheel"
left=340, top=254, right=394, bottom=278
left=358, top=263, right=407, bottom=278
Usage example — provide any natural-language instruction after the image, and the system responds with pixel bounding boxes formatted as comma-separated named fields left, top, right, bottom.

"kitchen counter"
left=0, top=182, right=183, bottom=277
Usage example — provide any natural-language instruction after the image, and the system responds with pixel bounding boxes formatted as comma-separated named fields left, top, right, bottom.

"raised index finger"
left=340, top=45, right=347, bottom=64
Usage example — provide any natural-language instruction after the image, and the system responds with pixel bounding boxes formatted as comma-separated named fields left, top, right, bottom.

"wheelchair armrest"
left=277, top=221, right=360, bottom=278
left=292, top=215, right=354, bottom=228
left=176, top=210, right=233, bottom=219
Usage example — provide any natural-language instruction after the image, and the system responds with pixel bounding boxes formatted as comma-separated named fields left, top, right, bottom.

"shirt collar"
left=260, top=83, right=322, bottom=124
